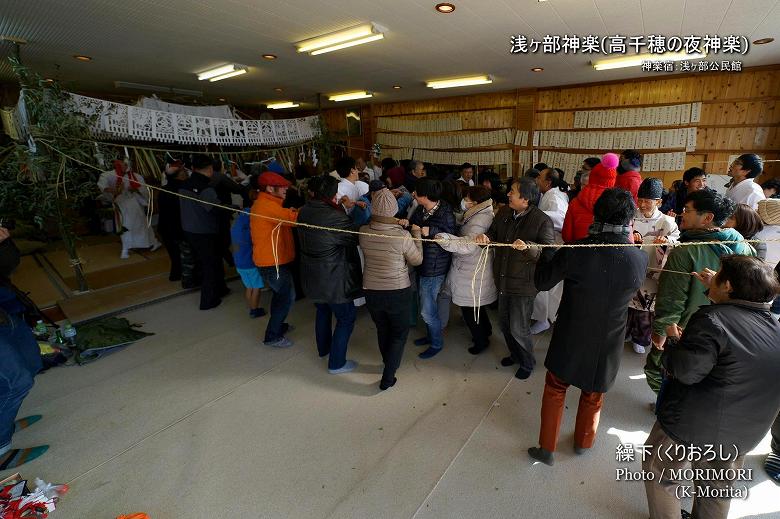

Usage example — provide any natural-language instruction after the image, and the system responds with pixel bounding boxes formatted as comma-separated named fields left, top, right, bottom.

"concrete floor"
left=9, top=280, right=779, bottom=518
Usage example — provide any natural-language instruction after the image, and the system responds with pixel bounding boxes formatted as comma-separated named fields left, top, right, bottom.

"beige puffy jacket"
left=359, top=218, right=423, bottom=290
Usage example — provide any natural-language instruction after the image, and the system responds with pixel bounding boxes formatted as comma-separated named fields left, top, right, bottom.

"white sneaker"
left=329, top=360, right=357, bottom=374
left=264, top=337, right=293, bottom=348
left=633, top=343, right=646, bottom=354
left=530, top=320, right=550, bottom=335
left=120, top=250, right=129, bottom=259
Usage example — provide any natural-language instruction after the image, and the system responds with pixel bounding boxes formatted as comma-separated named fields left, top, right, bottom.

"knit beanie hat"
left=758, top=198, right=780, bottom=226
left=371, top=187, right=398, bottom=217
left=587, top=153, right=618, bottom=188
left=637, top=178, right=664, bottom=200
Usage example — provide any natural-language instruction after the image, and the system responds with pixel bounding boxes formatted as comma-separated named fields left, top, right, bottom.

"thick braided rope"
left=44, top=141, right=780, bottom=251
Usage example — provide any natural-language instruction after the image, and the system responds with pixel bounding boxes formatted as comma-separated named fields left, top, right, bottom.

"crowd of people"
left=3, top=148, right=780, bottom=518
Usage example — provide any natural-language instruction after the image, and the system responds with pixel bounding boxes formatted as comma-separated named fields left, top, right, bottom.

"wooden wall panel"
left=320, top=66, right=780, bottom=182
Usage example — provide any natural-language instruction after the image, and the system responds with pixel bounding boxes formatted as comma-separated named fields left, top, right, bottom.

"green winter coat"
left=652, top=228, right=755, bottom=336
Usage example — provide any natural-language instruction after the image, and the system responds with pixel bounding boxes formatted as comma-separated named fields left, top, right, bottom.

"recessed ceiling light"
left=435, top=3, right=455, bottom=13
left=531, top=67, right=544, bottom=72
left=43, top=78, right=55, bottom=82
left=218, top=97, right=226, bottom=101
left=73, top=55, right=92, bottom=62
left=753, top=37, right=774, bottom=45
left=262, top=54, right=277, bottom=60
left=392, top=85, right=402, bottom=89
left=274, top=87, right=284, bottom=92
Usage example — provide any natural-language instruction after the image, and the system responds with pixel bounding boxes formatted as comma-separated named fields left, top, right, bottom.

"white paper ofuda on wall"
left=686, top=127, right=698, bottom=152
left=690, top=102, right=702, bottom=123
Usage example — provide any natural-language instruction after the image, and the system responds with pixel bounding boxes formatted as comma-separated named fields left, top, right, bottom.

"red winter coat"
left=561, top=162, right=617, bottom=243
left=615, top=170, right=642, bottom=204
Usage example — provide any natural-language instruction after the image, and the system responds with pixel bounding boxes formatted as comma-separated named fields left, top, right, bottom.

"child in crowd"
left=627, top=178, right=679, bottom=354
left=231, top=175, right=266, bottom=319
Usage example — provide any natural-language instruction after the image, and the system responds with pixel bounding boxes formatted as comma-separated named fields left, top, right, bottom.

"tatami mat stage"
left=11, top=280, right=778, bottom=518
left=10, top=236, right=235, bottom=322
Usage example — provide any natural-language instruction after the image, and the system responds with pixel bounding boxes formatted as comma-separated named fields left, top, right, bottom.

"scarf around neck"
left=588, top=221, right=632, bottom=237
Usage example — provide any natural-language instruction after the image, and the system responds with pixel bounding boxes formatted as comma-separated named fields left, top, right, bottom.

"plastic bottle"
left=61, top=321, right=77, bottom=346
left=33, top=320, right=49, bottom=339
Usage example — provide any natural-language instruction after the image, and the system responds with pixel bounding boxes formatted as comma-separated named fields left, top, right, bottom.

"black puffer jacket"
left=658, top=301, right=780, bottom=453
left=487, top=205, right=555, bottom=296
left=409, top=200, right=456, bottom=277
left=297, top=199, right=362, bottom=304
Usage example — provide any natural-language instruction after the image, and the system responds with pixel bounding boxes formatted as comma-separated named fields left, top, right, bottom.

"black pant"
left=365, top=288, right=411, bottom=384
left=159, top=232, right=182, bottom=281
left=185, top=232, right=227, bottom=309
left=218, top=215, right=235, bottom=268
left=461, top=305, right=493, bottom=350
left=772, top=412, right=780, bottom=455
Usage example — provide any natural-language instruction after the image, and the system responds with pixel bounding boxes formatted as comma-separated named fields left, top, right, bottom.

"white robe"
left=97, top=170, right=159, bottom=251
left=725, top=178, right=765, bottom=210
left=337, top=178, right=361, bottom=214
left=533, top=188, right=569, bottom=323
left=629, top=208, right=680, bottom=311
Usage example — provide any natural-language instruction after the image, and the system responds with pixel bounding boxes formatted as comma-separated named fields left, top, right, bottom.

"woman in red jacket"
left=561, top=153, right=618, bottom=243
left=615, top=149, right=643, bottom=203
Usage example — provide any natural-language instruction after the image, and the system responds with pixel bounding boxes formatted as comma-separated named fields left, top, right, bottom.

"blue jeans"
left=315, top=302, right=357, bottom=370
left=259, top=265, right=296, bottom=343
left=419, top=274, right=446, bottom=349
left=0, top=313, right=42, bottom=450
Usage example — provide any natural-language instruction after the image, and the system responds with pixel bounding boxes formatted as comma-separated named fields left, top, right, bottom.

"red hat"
left=258, top=172, right=291, bottom=188
left=588, top=153, right=618, bottom=188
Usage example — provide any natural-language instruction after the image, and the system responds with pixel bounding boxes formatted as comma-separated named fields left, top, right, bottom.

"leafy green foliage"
left=0, top=58, right=109, bottom=290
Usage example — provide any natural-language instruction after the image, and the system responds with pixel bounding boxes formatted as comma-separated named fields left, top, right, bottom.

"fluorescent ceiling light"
left=310, top=34, right=385, bottom=55
left=267, top=102, right=300, bottom=109
left=297, top=23, right=385, bottom=55
left=208, top=68, right=247, bottom=82
left=329, top=91, right=373, bottom=102
left=197, top=64, right=237, bottom=80
left=197, top=64, right=248, bottom=81
left=426, top=75, right=493, bottom=89
left=592, top=51, right=706, bottom=70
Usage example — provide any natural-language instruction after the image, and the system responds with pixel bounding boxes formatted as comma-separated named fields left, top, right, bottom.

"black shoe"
left=414, top=336, right=432, bottom=346
left=514, top=366, right=532, bottom=380
left=574, top=445, right=590, bottom=455
left=528, top=447, right=554, bottom=466
left=468, top=345, right=487, bottom=355
left=500, top=356, right=515, bottom=367
left=379, top=377, right=397, bottom=391
left=249, top=308, right=267, bottom=318
left=200, top=299, right=222, bottom=310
